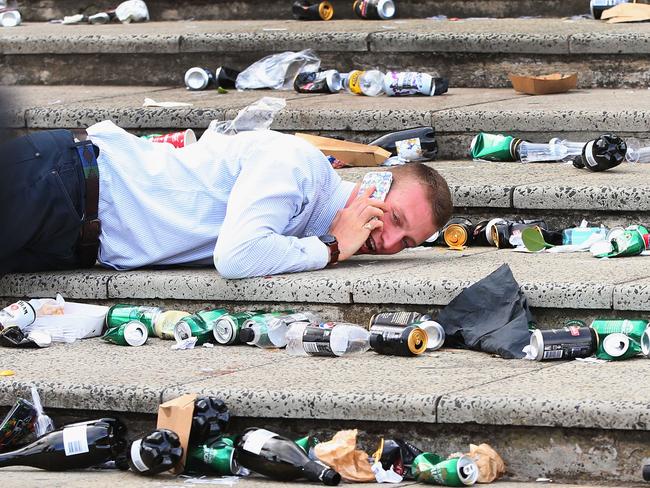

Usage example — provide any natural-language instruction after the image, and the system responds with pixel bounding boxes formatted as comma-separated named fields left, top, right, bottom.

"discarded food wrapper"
left=372, top=461, right=403, bottom=483
left=25, top=296, right=108, bottom=343
left=313, top=429, right=375, bottom=482
left=235, top=49, right=320, bottom=91
left=157, top=394, right=197, bottom=474
left=143, top=98, right=193, bottom=108
left=601, top=2, right=650, bottom=22
left=508, top=73, right=578, bottom=95
left=295, top=133, right=391, bottom=166
left=205, top=97, right=286, bottom=136
left=465, top=443, right=506, bottom=483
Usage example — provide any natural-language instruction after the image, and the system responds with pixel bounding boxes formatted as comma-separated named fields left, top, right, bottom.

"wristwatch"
left=319, top=234, right=340, bottom=265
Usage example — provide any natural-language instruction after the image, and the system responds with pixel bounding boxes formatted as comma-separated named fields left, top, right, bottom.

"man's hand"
left=328, top=184, right=387, bottom=261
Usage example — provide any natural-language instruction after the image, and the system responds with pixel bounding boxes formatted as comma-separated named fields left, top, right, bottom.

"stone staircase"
left=2, top=2, right=650, bottom=485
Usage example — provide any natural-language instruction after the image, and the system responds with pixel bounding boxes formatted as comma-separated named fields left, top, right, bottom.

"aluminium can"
left=530, top=325, right=598, bottom=361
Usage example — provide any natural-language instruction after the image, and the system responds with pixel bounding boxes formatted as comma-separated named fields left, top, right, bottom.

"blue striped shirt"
left=86, top=121, right=355, bottom=278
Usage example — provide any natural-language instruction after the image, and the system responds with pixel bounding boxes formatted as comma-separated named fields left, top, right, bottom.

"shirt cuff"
left=302, top=236, right=331, bottom=270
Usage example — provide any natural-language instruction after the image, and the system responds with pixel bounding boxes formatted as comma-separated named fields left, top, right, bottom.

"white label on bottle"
left=242, top=429, right=277, bottom=455
left=62, top=424, right=89, bottom=456
left=129, top=439, right=148, bottom=472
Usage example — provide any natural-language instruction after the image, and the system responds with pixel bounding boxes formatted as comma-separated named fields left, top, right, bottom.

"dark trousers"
left=0, top=130, right=86, bottom=273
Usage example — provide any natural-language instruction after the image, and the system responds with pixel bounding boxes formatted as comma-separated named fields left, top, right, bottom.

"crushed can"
left=590, top=319, right=648, bottom=360
left=353, top=0, right=396, bottom=20
left=530, top=324, right=598, bottom=361
left=153, top=310, right=191, bottom=340
left=215, top=66, right=240, bottom=89
left=106, top=304, right=163, bottom=336
left=294, top=70, right=342, bottom=93
left=188, top=438, right=244, bottom=476
left=410, top=320, right=446, bottom=351
left=292, top=0, right=334, bottom=20
left=102, top=320, right=149, bottom=347
left=412, top=453, right=479, bottom=486
left=184, top=67, right=217, bottom=90
left=213, top=311, right=265, bottom=345
left=641, top=326, right=650, bottom=358
left=174, top=309, right=229, bottom=346
left=469, top=132, right=522, bottom=162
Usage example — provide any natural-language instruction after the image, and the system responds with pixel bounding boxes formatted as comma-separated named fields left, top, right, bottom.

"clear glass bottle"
left=518, top=141, right=574, bottom=163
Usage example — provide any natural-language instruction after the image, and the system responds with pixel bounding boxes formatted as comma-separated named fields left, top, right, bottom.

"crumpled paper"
left=462, top=443, right=506, bottom=483
left=313, top=430, right=375, bottom=482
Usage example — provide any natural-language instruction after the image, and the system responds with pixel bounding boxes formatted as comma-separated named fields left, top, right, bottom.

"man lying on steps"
left=0, top=121, right=453, bottom=278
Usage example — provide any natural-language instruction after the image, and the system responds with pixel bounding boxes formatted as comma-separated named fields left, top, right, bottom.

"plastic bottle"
left=345, top=70, right=385, bottom=96
left=518, top=141, right=575, bottom=163
left=266, top=312, right=321, bottom=348
left=0, top=418, right=127, bottom=471
left=286, top=322, right=371, bottom=357
left=625, top=139, right=650, bottom=164
left=234, top=428, right=341, bottom=485
left=548, top=137, right=586, bottom=154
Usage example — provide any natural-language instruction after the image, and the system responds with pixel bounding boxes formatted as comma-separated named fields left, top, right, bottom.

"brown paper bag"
left=313, top=429, right=375, bottom=482
left=156, top=393, right=197, bottom=474
left=466, top=443, right=506, bottom=483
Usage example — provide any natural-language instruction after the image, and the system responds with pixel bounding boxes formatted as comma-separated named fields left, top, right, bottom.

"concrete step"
left=4, top=86, right=650, bottom=221
left=1, top=19, right=648, bottom=88
left=18, top=0, right=591, bottom=21
left=0, top=470, right=634, bottom=488
left=1, top=335, right=649, bottom=484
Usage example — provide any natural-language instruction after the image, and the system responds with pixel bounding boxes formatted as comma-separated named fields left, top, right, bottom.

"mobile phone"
left=357, top=171, right=393, bottom=202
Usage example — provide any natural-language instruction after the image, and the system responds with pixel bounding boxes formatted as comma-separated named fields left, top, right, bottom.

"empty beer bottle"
left=234, top=428, right=340, bottom=485
left=0, top=418, right=127, bottom=470
left=190, top=396, right=231, bottom=445
left=128, top=429, right=183, bottom=476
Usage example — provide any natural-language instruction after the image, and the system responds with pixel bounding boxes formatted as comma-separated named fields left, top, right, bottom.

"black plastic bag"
left=436, top=264, right=533, bottom=359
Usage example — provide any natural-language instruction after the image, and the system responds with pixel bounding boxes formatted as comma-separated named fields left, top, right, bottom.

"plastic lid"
left=239, top=327, right=255, bottom=343
left=432, top=77, right=449, bottom=96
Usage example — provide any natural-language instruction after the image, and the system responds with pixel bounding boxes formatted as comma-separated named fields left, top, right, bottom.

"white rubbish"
left=521, top=345, right=536, bottom=360
left=181, top=475, right=240, bottom=485
left=62, top=14, right=86, bottom=25
left=115, top=0, right=149, bottom=23
left=235, top=49, right=320, bottom=91
left=0, top=9, right=21, bottom=27
left=371, top=461, right=403, bottom=483
left=143, top=97, right=193, bottom=108
left=31, top=386, right=54, bottom=437
left=204, top=97, right=286, bottom=136
left=25, top=295, right=108, bottom=343
left=172, top=336, right=198, bottom=350
left=26, top=330, right=52, bottom=348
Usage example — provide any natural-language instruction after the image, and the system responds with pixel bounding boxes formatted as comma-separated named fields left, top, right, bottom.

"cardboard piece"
left=602, top=2, right=650, bottom=22
left=295, top=133, right=391, bottom=167
left=507, top=73, right=577, bottom=95
left=156, top=393, right=197, bottom=474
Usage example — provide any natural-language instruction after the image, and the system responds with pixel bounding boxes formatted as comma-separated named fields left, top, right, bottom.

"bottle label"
left=130, top=439, right=149, bottom=472
left=243, top=428, right=277, bottom=455
left=347, top=70, right=364, bottom=95
left=302, top=327, right=335, bottom=356
left=62, top=425, right=89, bottom=456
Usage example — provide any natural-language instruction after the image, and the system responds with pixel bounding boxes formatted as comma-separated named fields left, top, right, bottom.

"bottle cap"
left=322, top=468, right=342, bottom=486
left=239, top=327, right=255, bottom=343
left=432, top=77, right=449, bottom=96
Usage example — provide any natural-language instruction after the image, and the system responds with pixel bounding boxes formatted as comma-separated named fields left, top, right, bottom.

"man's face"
left=357, top=180, right=436, bottom=255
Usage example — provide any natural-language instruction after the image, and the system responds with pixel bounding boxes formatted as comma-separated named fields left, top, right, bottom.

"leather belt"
left=73, top=140, right=101, bottom=267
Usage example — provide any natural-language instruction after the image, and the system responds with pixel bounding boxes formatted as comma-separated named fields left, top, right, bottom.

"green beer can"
left=412, top=453, right=479, bottom=486
left=174, top=308, right=229, bottom=345
left=106, top=304, right=162, bottom=336
left=102, top=320, right=148, bottom=347
left=213, top=311, right=266, bottom=345
left=188, top=441, right=243, bottom=476
left=470, top=132, right=522, bottom=162
left=591, top=319, right=648, bottom=361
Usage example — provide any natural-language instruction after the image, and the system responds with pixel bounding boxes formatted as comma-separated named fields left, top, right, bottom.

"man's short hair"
left=388, top=163, right=453, bottom=230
